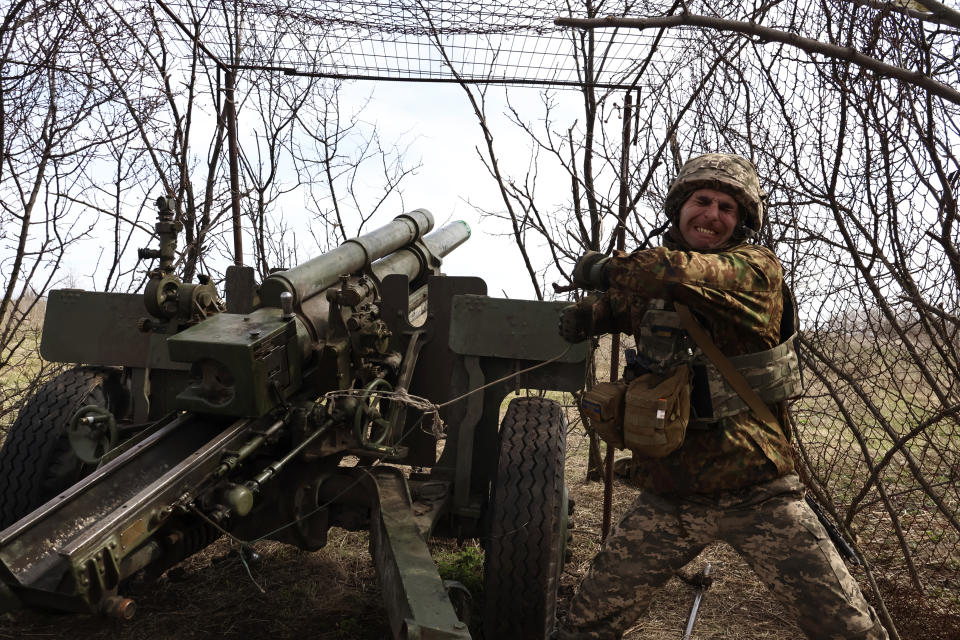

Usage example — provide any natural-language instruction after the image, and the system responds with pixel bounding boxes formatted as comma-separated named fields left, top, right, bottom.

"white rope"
left=322, top=387, right=445, bottom=437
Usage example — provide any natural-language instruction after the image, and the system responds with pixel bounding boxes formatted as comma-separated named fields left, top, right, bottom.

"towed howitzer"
left=0, top=200, right=588, bottom=639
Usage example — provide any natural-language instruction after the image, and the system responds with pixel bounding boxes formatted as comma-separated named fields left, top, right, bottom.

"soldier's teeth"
left=695, top=226, right=716, bottom=235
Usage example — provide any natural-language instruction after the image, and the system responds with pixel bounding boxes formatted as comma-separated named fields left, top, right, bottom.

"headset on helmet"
left=664, top=153, right=766, bottom=232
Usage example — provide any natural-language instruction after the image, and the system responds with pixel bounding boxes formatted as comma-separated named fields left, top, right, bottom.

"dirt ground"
left=0, top=424, right=953, bottom=640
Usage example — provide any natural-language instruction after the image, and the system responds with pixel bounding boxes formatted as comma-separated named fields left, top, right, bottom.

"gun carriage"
left=0, top=200, right=587, bottom=639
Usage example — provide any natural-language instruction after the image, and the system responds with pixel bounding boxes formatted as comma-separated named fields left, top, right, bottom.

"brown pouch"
left=581, top=381, right=627, bottom=449
left=623, top=364, right=691, bottom=458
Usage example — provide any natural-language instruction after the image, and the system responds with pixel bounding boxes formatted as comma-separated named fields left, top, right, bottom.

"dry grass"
left=0, top=301, right=61, bottom=433
left=1, top=532, right=391, bottom=640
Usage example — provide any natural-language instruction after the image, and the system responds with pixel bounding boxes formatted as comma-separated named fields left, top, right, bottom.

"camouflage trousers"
left=558, top=474, right=888, bottom=640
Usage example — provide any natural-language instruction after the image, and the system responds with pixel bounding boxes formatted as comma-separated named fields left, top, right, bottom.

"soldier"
left=556, top=153, right=889, bottom=639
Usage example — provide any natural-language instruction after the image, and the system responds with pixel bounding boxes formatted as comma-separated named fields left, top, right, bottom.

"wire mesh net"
left=792, top=273, right=960, bottom=626
left=160, top=0, right=685, bottom=88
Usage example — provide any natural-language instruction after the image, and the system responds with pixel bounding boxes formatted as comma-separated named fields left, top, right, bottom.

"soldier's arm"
left=604, top=245, right=782, bottom=332
left=558, top=294, right=621, bottom=343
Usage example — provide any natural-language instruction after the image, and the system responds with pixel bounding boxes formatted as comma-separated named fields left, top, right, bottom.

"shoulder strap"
left=675, top=303, right=782, bottom=434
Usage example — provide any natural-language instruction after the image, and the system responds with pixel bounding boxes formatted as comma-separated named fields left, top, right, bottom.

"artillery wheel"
left=482, top=397, right=569, bottom=639
left=0, top=366, right=128, bottom=528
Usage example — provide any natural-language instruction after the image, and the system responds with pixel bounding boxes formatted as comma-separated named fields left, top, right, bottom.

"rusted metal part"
left=367, top=467, right=471, bottom=640
left=101, top=595, right=136, bottom=620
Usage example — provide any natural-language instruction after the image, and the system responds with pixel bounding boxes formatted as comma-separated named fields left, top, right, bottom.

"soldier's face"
left=678, top=188, right=739, bottom=250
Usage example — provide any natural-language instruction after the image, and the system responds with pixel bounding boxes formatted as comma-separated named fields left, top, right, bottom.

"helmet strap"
left=736, top=223, right=758, bottom=243
left=640, top=219, right=672, bottom=250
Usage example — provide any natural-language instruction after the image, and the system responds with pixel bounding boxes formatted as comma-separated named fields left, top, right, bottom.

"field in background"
left=0, top=298, right=62, bottom=436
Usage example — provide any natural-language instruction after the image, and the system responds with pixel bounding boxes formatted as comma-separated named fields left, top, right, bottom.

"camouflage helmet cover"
left=664, top=153, right=766, bottom=232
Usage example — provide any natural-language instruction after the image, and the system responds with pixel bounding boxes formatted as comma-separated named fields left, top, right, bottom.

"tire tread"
left=483, top=397, right=567, bottom=639
left=0, top=367, right=119, bottom=528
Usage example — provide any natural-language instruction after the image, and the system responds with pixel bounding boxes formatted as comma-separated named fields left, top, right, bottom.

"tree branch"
left=554, top=14, right=960, bottom=106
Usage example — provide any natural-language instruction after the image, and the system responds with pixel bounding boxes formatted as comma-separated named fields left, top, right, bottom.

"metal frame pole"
left=225, top=67, right=243, bottom=266
left=602, top=89, right=633, bottom=540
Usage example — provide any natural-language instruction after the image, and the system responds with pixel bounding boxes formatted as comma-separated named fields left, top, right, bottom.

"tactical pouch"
left=581, top=381, right=627, bottom=449
left=623, top=364, right=691, bottom=458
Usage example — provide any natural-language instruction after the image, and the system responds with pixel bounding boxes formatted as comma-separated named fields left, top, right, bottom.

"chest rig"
left=629, top=289, right=803, bottom=424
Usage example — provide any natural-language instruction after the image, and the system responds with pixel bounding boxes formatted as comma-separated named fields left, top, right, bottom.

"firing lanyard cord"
left=186, top=504, right=267, bottom=593
left=323, top=344, right=573, bottom=433
left=433, top=344, right=573, bottom=410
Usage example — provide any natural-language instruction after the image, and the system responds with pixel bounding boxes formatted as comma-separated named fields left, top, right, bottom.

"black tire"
left=0, top=366, right=127, bottom=529
left=482, top=397, right=568, bottom=640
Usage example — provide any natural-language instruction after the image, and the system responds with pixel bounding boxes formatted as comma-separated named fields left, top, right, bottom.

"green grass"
left=435, top=544, right=484, bottom=595
left=0, top=318, right=61, bottom=442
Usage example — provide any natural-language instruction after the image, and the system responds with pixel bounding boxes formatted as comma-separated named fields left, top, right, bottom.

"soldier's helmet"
left=664, top=153, right=766, bottom=232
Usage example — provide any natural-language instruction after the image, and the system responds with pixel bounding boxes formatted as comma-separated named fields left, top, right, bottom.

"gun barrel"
left=804, top=494, right=860, bottom=565
left=371, top=220, right=471, bottom=282
left=422, top=219, right=472, bottom=258
left=260, top=209, right=435, bottom=306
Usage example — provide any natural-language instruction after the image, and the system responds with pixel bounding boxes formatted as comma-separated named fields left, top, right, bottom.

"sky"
left=42, top=2, right=645, bottom=303
left=58, top=78, right=575, bottom=301
left=343, top=80, right=576, bottom=300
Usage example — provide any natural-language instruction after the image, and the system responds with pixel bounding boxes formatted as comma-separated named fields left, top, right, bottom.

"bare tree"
left=0, top=0, right=143, bottom=427
left=0, top=0, right=420, bottom=424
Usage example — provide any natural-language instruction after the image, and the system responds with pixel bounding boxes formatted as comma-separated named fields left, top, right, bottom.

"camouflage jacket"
left=587, top=240, right=795, bottom=495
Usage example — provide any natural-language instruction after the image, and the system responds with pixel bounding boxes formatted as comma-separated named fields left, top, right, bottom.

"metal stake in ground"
left=682, top=563, right=714, bottom=640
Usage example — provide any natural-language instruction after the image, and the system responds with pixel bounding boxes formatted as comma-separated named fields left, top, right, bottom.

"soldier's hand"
left=558, top=303, right=590, bottom=343
left=571, top=251, right=610, bottom=290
